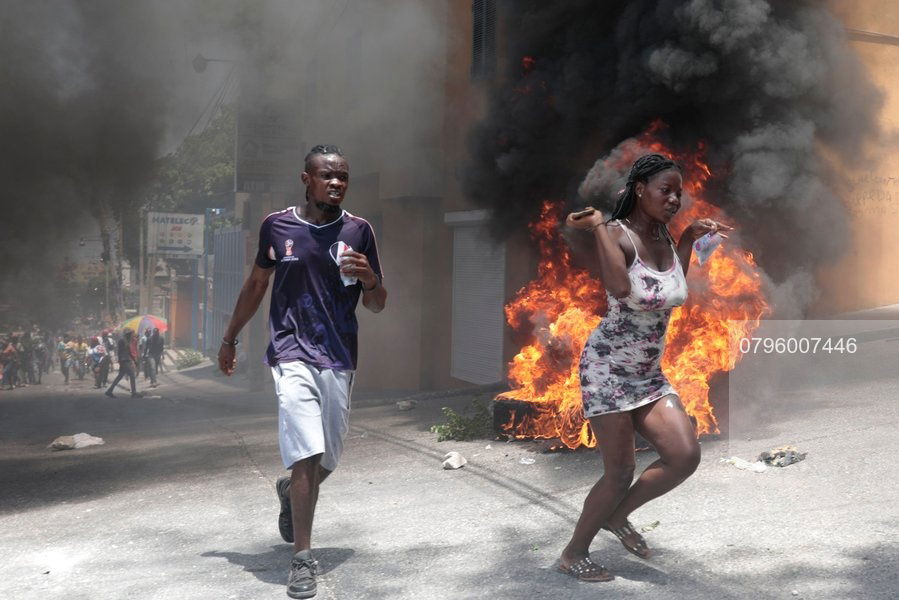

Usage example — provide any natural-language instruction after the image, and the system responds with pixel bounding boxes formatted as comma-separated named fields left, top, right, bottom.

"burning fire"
left=498, top=125, right=770, bottom=449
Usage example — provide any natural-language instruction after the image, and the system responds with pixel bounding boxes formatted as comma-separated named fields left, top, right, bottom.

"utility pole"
left=146, top=254, right=156, bottom=317
left=138, top=209, right=145, bottom=315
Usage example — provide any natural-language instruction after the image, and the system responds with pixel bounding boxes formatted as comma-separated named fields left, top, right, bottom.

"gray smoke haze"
left=466, top=0, right=883, bottom=316
left=0, top=1, right=171, bottom=324
left=0, top=1, right=299, bottom=324
left=1, top=0, right=444, bottom=327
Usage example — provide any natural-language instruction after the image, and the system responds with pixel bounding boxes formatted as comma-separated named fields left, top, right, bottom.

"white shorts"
left=271, top=360, right=354, bottom=472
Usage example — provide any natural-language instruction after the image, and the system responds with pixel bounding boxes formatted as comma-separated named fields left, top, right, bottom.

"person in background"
left=0, top=336, right=7, bottom=389
left=2, top=335, right=21, bottom=390
left=149, top=328, right=164, bottom=375
left=101, top=330, right=116, bottom=378
left=32, top=333, right=47, bottom=384
left=57, top=335, right=71, bottom=384
left=96, top=335, right=111, bottom=387
left=142, top=329, right=158, bottom=387
left=105, top=329, right=139, bottom=399
left=73, top=335, right=88, bottom=380
left=88, top=337, right=108, bottom=389
left=21, top=332, right=35, bottom=384
left=139, top=329, right=152, bottom=382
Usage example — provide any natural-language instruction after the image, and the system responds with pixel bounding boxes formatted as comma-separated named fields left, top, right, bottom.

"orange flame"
left=498, top=127, right=770, bottom=449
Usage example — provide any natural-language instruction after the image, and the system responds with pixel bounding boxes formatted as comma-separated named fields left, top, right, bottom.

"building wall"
left=816, top=2, right=899, bottom=313
left=434, top=1, right=538, bottom=389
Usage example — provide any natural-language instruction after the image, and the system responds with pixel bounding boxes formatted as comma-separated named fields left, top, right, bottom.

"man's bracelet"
left=221, top=337, right=239, bottom=346
left=362, top=279, right=379, bottom=292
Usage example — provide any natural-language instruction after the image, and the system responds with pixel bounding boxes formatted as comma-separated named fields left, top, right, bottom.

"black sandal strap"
left=569, top=557, right=605, bottom=575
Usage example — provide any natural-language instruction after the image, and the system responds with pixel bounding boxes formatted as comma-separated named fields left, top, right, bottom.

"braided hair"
left=608, top=153, right=682, bottom=221
left=304, top=144, right=345, bottom=172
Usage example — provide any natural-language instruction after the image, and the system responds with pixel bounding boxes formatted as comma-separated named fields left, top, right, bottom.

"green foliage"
left=144, top=105, right=236, bottom=215
left=175, top=349, right=205, bottom=370
left=430, top=398, right=492, bottom=442
left=121, top=105, right=236, bottom=269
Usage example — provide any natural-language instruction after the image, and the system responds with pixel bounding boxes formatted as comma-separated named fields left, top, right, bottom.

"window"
left=471, top=0, right=496, bottom=80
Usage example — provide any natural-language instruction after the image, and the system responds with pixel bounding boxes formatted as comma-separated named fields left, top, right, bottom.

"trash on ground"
left=396, top=399, right=417, bottom=411
left=758, top=445, right=807, bottom=467
left=640, top=520, right=661, bottom=533
left=442, top=451, right=467, bottom=470
left=519, top=456, right=536, bottom=465
left=48, top=433, right=105, bottom=451
left=721, top=456, right=767, bottom=473
left=485, top=444, right=492, bottom=450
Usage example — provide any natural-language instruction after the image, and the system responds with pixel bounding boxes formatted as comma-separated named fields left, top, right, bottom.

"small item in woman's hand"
left=693, top=232, right=724, bottom=265
left=570, top=208, right=596, bottom=220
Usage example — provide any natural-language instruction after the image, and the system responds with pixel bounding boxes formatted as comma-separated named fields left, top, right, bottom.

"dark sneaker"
left=287, top=550, right=318, bottom=599
left=276, top=476, right=294, bottom=543
left=104, top=391, right=115, bottom=398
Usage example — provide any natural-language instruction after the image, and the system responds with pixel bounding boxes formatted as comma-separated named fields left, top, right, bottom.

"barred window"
left=471, top=0, right=496, bottom=80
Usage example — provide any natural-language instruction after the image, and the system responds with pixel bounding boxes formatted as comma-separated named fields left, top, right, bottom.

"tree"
left=125, top=105, right=236, bottom=270
left=145, top=105, right=236, bottom=214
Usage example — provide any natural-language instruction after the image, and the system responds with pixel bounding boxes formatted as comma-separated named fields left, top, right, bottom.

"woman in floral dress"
left=558, top=153, right=731, bottom=582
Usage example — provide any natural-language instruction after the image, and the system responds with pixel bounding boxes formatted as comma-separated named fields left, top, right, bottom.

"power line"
left=203, top=66, right=237, bottom=131
left=185, top=64, right=235, bottom=139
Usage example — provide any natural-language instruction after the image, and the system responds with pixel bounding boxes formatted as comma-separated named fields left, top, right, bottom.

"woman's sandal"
left=604, top=521, right=651, bottom=559
left=557, top=556, right=614, bottom=582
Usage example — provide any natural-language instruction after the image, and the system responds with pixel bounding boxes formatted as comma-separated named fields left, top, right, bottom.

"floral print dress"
left=580, top=221, right=688, bottom=417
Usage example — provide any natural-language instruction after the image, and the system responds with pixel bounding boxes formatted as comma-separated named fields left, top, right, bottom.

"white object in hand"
left=329, top=240, right=357, bottom=286
left=693, top=231, right=724, bottom=265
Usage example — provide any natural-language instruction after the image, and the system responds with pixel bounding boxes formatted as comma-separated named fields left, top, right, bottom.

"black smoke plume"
left=0, top=0, right=294, bottom=327
left=0, top=1, right=169, bottom=326
left=465, top=0, right=882, bottom=314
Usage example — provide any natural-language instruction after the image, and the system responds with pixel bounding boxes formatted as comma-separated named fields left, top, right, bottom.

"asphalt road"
left=1, top=339, right=897, bottom=600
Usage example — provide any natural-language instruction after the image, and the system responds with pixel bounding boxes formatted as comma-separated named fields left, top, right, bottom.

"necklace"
left=625, top=218, right=662, bottom=241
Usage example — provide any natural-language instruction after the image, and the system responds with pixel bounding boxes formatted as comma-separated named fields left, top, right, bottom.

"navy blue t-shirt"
left=255, top=208, right=383, bottom=370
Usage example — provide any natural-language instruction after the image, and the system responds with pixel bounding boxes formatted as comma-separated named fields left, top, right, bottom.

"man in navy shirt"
left=218, top=145, right=386, bottom=599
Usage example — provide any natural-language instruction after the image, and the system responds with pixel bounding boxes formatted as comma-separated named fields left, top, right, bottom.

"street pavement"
left=1, top=337, right=897, bottom=600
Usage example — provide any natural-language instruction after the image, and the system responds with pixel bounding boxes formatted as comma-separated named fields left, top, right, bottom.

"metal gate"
left=207, top=226, right=245, bottom=355
left=447, top=216, right=505, bottom=384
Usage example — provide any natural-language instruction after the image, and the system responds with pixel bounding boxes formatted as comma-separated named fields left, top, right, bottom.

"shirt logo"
left=280, top=238, right=299, bottom=263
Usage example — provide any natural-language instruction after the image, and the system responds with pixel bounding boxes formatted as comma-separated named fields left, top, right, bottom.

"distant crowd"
left=0, top=326, right=165, bottom=393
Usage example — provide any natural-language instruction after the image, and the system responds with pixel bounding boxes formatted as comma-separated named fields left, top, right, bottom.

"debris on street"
left=640, top=520, right=661, bottom=533
left=396, top=399, right=417, bottom=411
left=442, top=451, right=467, bottom=470
left=519, top=456, right=536, bottom=465
left=758, top=445, right=807, bottom=467
left=48, top=433, right=105, bottom=451
left=721, top=456, right=767, bottom=473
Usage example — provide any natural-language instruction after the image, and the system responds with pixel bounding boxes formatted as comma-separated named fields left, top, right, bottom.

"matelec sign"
left=148, top=212, right=204, bottom=257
